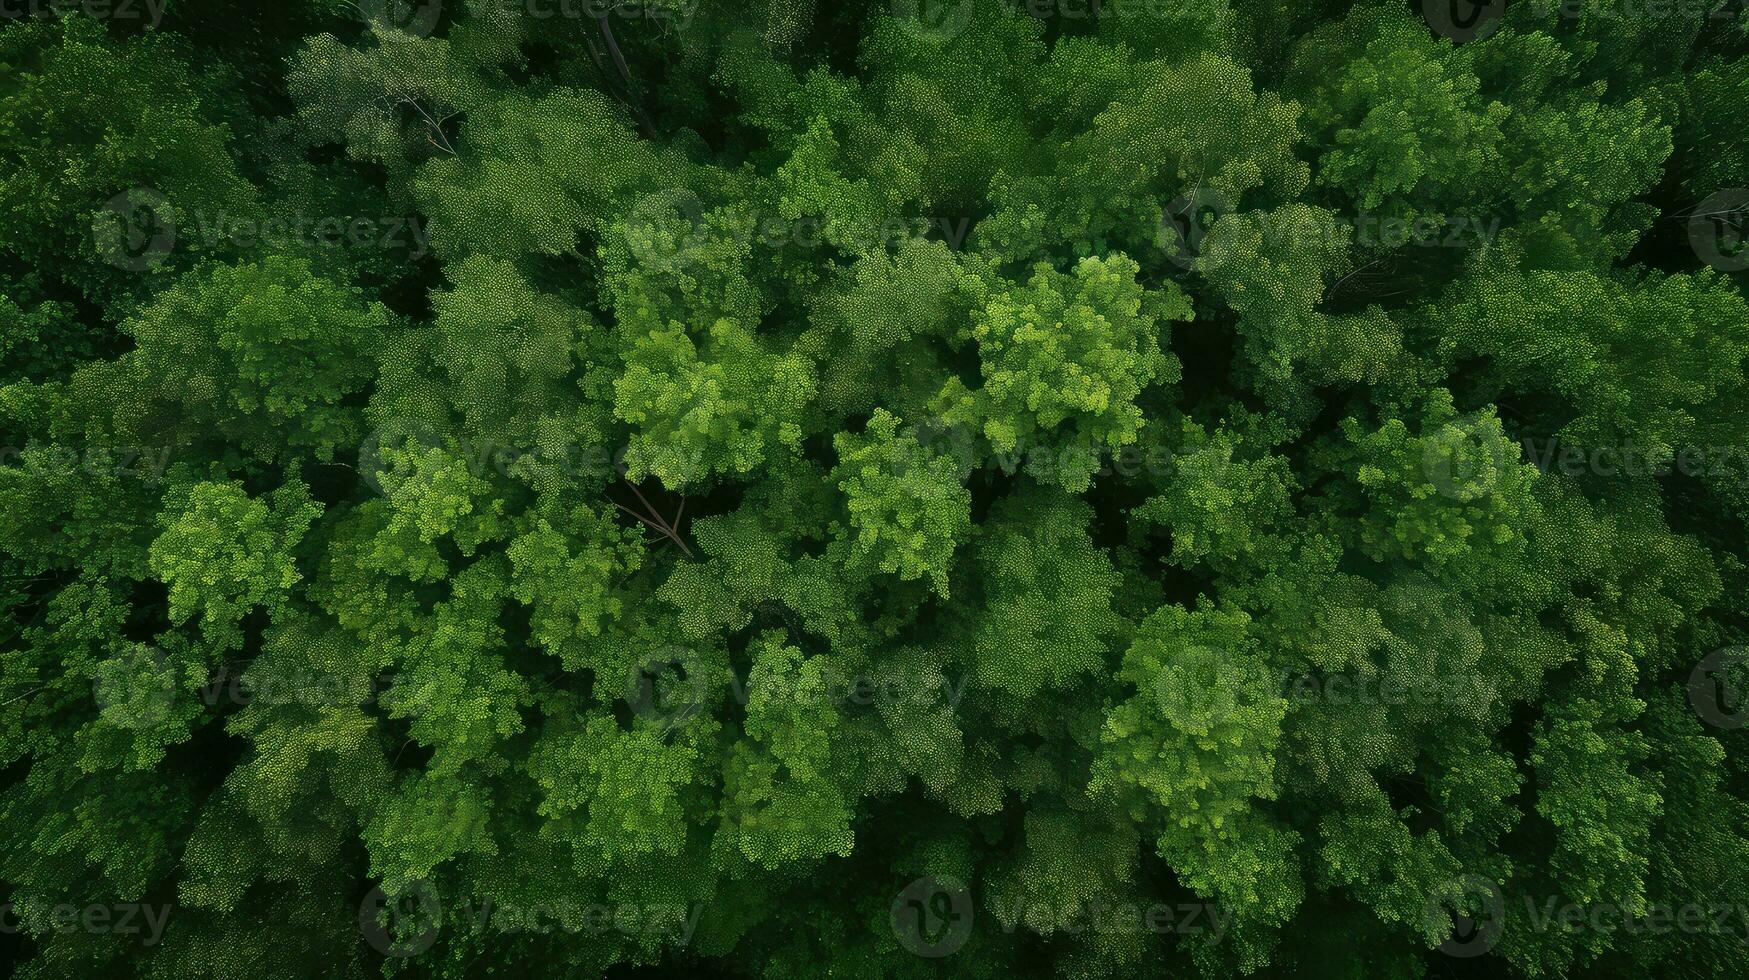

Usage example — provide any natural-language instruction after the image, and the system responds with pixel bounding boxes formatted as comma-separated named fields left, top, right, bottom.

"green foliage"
left=91, top=256, right=389, bottom=462
left=831, top=408, right=971, bottom=596
left=0, top=16, right=256, bottom=309
left=616, top=317, right=813, bottom=489
left=3, top=3, right=1748, bottom=979
left=148, top=479, right=321, bottom=650
left=936, top=255, right=1184, bottom=492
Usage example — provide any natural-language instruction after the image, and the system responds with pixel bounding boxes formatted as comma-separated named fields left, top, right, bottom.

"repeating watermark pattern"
left=95, top=188, right=429, bottom=271
left=97, top=650, right=965, bottom=727
left=890, top=877, right=1226, bottom=958
left=1520, top=898, right=1749, bottom=943
left=358, top=423, right=1182, bottom=500
left=1424, top=426, right=1749, bottom=501
left=891, top=876, right=975, bottom=958
left=619, top=191, right=978, bottom=272
left=991, top=892, right=1229, bottom=939
left=92, top=659, right=448, bottom=724
left=0, top=900, right=173, bottom=946
left=93, top=647, right=967, bottom=732
left=1161, top=193, right=1502, bottom=271
left=1154, top=651, right=1245, bottom=731
left=0, top=444, right=173, bottom=484
left=1004, top=0, right=1110, bottom=16
left=352, top=0, right=445, bottom=37
left=1428, top=874, right=1506, bottom=957
left=1428, top=876, right=1749, bottom=957
left=904, top=430, right=1177, bottom=486
left=903, top=416, right=982, bottom=480
left=358, top=426, right=1742, bottom=513
left=187, top=211, right=429, bottom=260
left=1160, top=189, right=1234, bottom=270
left=359, top=429, right=622, bottom=497
left=1419, top=424, right=1511, bottom=497
left=354, top=0, right=706, bottom=33
left=0, top=0, right=166, bottom=24
left=1016, top=443, right=1164, bottom=483
left=1421, top=0, right=1506, bottom=42
left=891, top=0, right=1234, bottom=35
left=1688, top=647, right=1747, bottom=730
left=506, top=0, right=698, bottom=23
left=192, top=668, right=431, bottom=713
left=359, top=882, right=442, bottom=958
left=474, top=898, right=701, bottom=939
left=1533, top=0, right=1746, bottom=20
left=358, top=427, right=431, bottom=498
left=92, top=645, right=176, bottom=730
left=623, top=646, right=712, bottom=729
left=993, top=0, right=1175, bottom=21
left=624, top=649, right=971, bottom=729
left=1278, top=670, right=1496, bottom=708
left=1352, top=212, right=1502, bottom=250
left=625, top=190, right=1496, bottom=279
left=1156, top=661, right=1495, bottom=726
left=1519, top=439, right=1749, bottom=481
left=1689, top=188, right=1749, bottom=273
left=621, top=188, right=709, bottom=271
left=359, top=883, right=700, bottom=958
left=889, top=0, right=976, bottom=41
left=93, top=189, right=176, bottom=272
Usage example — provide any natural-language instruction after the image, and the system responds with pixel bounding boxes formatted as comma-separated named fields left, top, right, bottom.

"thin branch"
left=1, top=686, right=45, bottom=708
left=625, top=478, right=659, bottom=517
left=1324, top=258, right=1385, bottom=303
left=598, top=15, right=636, bottom=91
left=1667, top=200, right=1749, bottom=221
left=611, top=500, right=649, bottom=524
left=398, top=94, right=457, bottom=155
left=586, top=18, right=659, bottom=138
left=613, top=482, right=694, bottom=559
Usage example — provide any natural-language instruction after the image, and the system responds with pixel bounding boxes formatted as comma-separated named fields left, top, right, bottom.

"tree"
left=3, top=4, right=1748, bottom=979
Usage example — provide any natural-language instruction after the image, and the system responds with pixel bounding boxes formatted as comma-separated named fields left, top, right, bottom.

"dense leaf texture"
left=2, top=3, right=1747, bottom=979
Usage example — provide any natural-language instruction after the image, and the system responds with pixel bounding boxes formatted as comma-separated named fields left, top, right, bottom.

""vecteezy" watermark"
left=94, top=188, right=430, bottom=272
left=359, top=882, right=701, bottom=958
left=1427, top=875, right=1749, bottom=958
left=0, top=900, right=172, bottom=947
left=0, top=0, right=166, bottom=25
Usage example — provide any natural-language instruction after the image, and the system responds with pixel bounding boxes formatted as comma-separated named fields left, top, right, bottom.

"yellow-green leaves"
left=940, top=255, right=1182, bottom=492
left=831, top=408, right=972, bottom=596
left=615, top=318, right=814, bottom=489
left=149, top=480, right=320, bottom=650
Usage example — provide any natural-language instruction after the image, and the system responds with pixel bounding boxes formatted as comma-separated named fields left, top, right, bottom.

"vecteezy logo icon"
left=1154, top=652, right=1239, bottom=733
left=359, top=881, right=442, bottom=958
left=93, top=189, right=176, bottom=272
left=1428, top=874, right=1505, bottom=958
left=904, top=415, right=981, bottom=481
left=354, top=0, right=444, bottom=37
left=1421, top=0, right=1505, bottom=43
left=1422, top=414, right=1517, bottom=501
left=891, top=876, right=973, bottom=958
left=889, top=0, right=976, bottom=43
left=619, top=188, right=710, bottom=272
left=1689, top=188, right=1749, bottom=273
left=1689, top=647, right=1749, bottom=730
left=648, top=0, right=703, bottom=29
left=1159, top=188, right=1233, bottom=270
left=357, top=423, right=445, bottom=498
left=624, top=646, right=711, bottom=729
left=92, top=644, right=177, bottom=730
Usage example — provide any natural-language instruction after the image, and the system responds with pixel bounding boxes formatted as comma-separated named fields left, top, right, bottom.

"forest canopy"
left=2, top=1, right=1748, bottom=978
